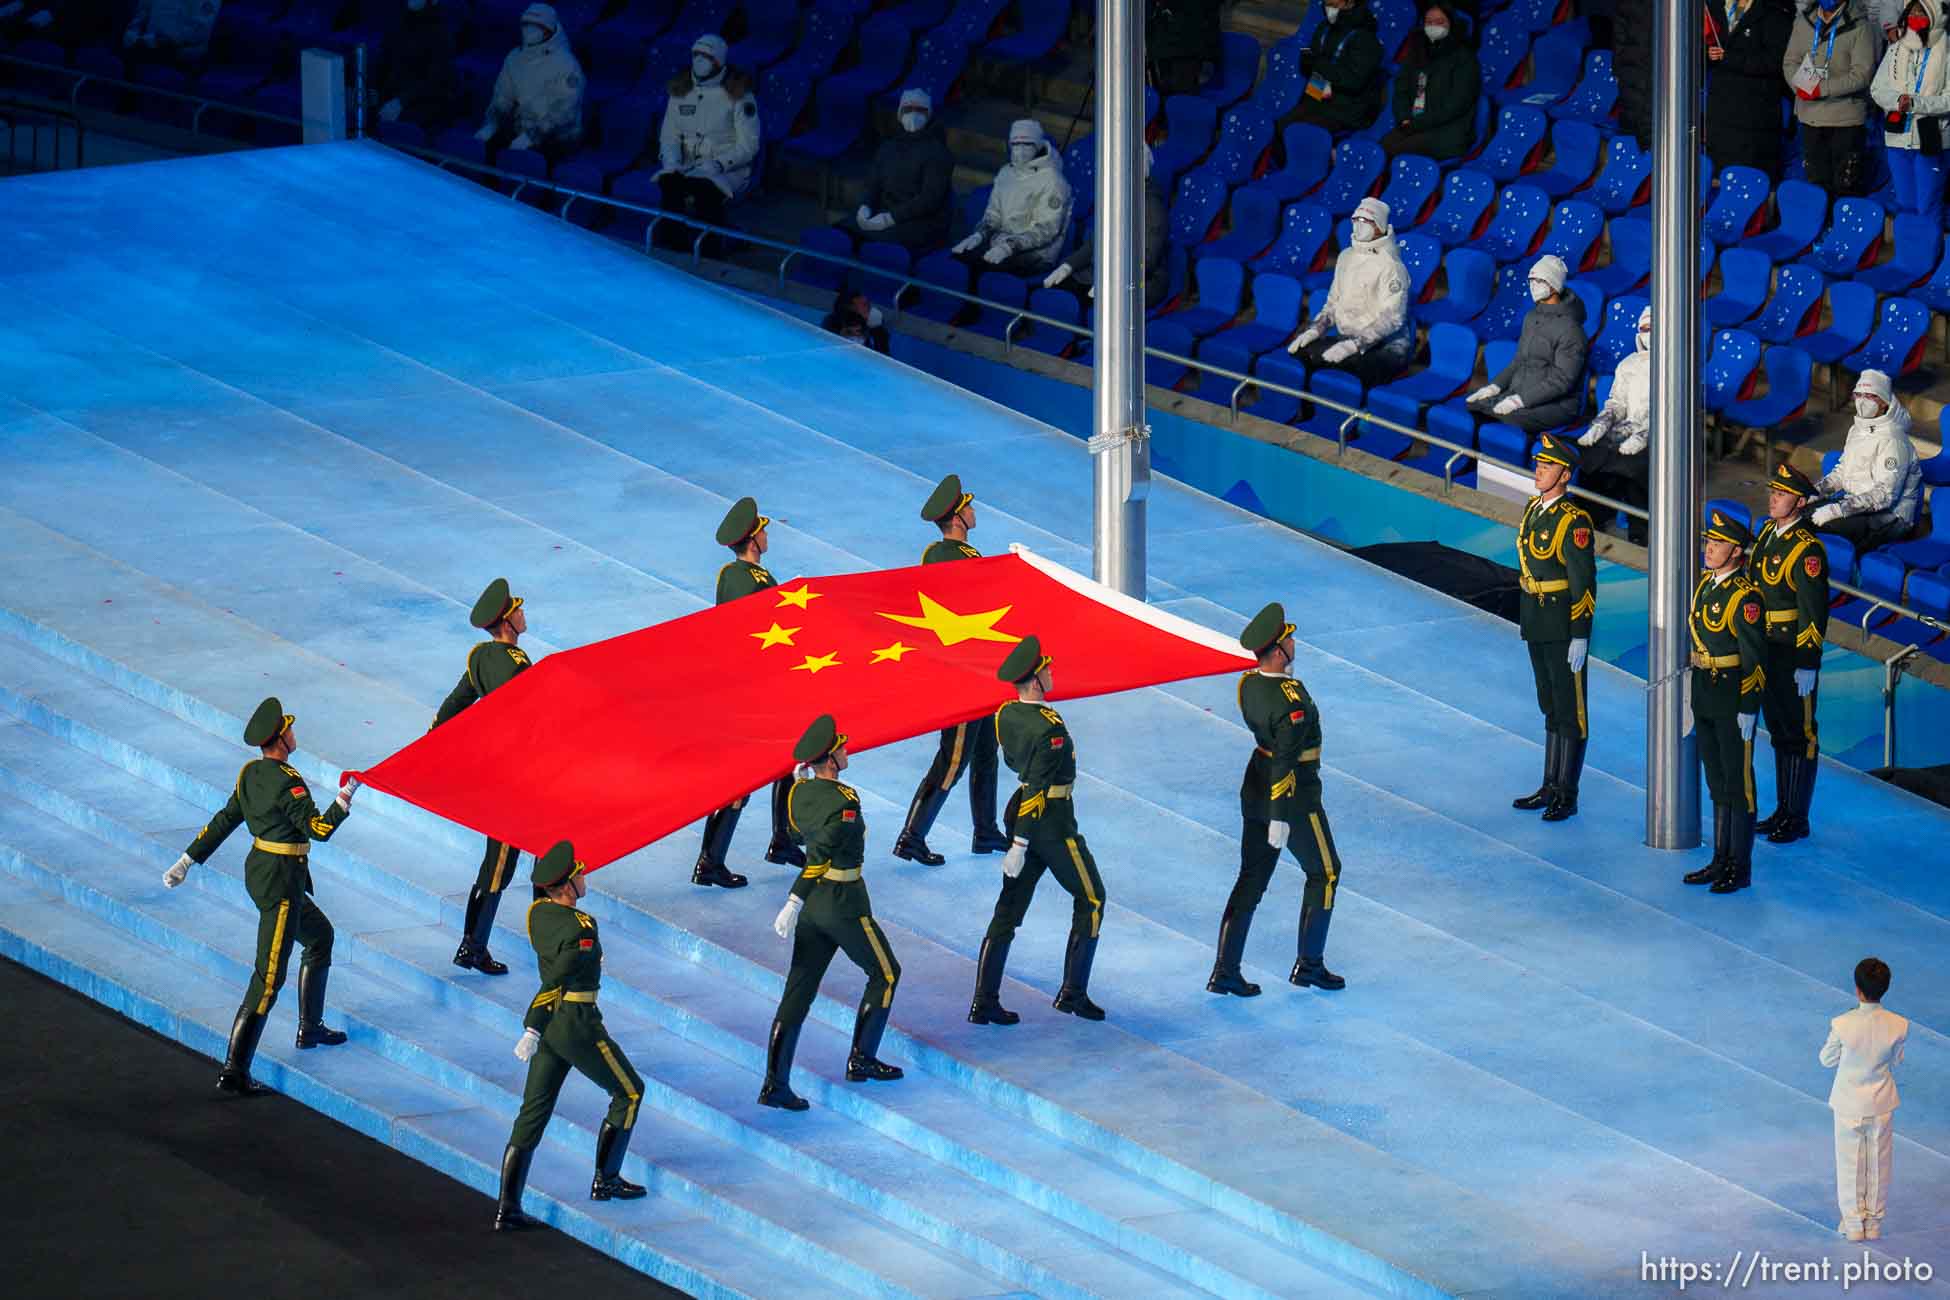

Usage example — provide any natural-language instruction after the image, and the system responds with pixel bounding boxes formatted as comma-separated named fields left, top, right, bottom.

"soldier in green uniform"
left=694, top=496, right=805, bottom=889
left=1681, top=511, right=1768, bottom=896
left=968, top=637, right=1109, bottom=1026
left=892, top=474, right=1010, bottom=865
left=1209, top=602, right=1346, bottom=996
left=1510, top=433, right=1598, bottom=823
left=494, top=840, right=647, bottom=1231
left=431, top=577, right=532, bottom=975
left=1748, top=464, right=1831, bottom=846
left=758, top=715, right=904, bottom=1112
left=162, top=698, right=358, bottom=1095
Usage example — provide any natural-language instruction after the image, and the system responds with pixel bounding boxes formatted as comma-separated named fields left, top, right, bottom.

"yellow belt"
left=1039, top=784, right=1072, bottom=799
left=1521, top=576, right=1569, bottom=595
left=1257, top=747, right=1322, bottom=762
left=562, top=990, right=597, bottom=1004
left=1691, top=651, right=1741, bottom=669
left=252, top=838, right=308, bottom=857
left=1765, top=609, right=1797, bottom=624
left=821, top=866, right=863, bottom=883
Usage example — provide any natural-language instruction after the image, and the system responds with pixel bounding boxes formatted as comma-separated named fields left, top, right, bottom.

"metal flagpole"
left=1091, top=0, right=1149, bottom=598
left=1646, top=0, right=1701, bottom=848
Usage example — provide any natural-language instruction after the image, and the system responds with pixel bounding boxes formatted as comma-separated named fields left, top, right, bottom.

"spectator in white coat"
left=1284, top=197, right=1415, bottom=386
left=475, top=3, right=584, bottom=158
left=952, top=119, right=1073, bottom=274
left=1813, top=369, right=1924, bottom=549
left=1821, top=957, right=1908, bottom=1242
left=654, top=34, right=761, bottom=250
left=1577, top=304, right=1651, bottom=543
left=123, top=0, right=222, bottom=62
left=1870, top=0, right=1950, bottom=223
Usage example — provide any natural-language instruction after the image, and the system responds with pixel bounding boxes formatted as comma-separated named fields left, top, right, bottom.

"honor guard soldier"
left=759, top=716, right=904, bottom=1112
left=1210, top=603, right=1346, bottom=996
left=891, top=474, right=1010, bottom=865
left=1749, top=464, right=1830, bottom=845
left=163, top=698, right=359, bottom=1095
left=496, top=841, right=647, bottom=1231
left=1682, top=512, right=1768, bottom=895
left=1510, top=433, right=1597, bottom=822
left=695, top=496, right=806, bottom=888
left=969, top=637, right=1109, bottom=1025
left=431, top=577, right=533, bottom=975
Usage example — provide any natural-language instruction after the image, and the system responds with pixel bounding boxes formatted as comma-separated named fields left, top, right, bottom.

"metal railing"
left=0, top=51, right=302, bottom=137
left=0, top=95, right=83, bottom=173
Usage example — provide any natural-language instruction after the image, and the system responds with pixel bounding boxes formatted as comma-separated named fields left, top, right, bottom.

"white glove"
left=508, top=131, right=534, bottom=151
left=1492, top=393, right=1525, bottom=415
left=1467, top=384, right=1501, bottom=404
left=1267, top=820, right=1291, bottom=850
left=1681, top=674, right=1694, bottom=738
left=1737, top=712, right=1757, bottom=742
left=163, top=853, right=193, bottom=888
left=1811, top=503, right=1842, bottom=526
left=1567, top=638, right=1588, bottom=673
left=1576, top=423, right=1606, bottom=447
left=952, top=231, right=984, bottom=254
left=379, top=97, right=404, bottom=123
left=865, top=305, right=884, bottom=329
left=1617, top=432, right=1647, bottom=456
left=514, top=1027, right=541, bottom=1061
left=856, top=203, right=873, bottom=226
left=773, top=895, right=803, bottom=940
left=792, top=762, right=816, bottom=781
left=1795, top=667, right=1817, bottom=696
left=1043, top=262, right=1074, bottom=288
left=1322, top=338, right=1359, bottom=364
left=865, top=211, right=896, bottom=231
left=1001, top=838, right=1028, bottom=878
left=982, top=240, right=1013, bottom=265
left=1287, top=327, right=1322, bottom=355
left=335, top=775, right=361, bottom=813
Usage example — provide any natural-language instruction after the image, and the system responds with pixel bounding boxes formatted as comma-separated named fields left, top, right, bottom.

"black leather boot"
left=1711, top=809, right=1755, bottom=893
left=1756, top=749, right=1792, bottom=836
left=1288, top=902, right=1344, bottom=990
left=757, top=1018, right=810, bottom=1110
left=892, top=778, right=949, bottom=866
left=1684, top=804, right=1730, bottom=884
left=215, top=1005, right=271, bottom=1096
left=846, top=997, right=904, bottom=1082
left=293, top=960, right=347, bottom=1049
left=1768, top=754, right=1813, bottom=843
left=1541, top=735, right=1584, bottom=822
left=691, top=804, right=748, bottom=888
left=1052, top=931, right=1106, bottom=1020
left=454, top=885, right=510, bottom=975
left=590, top=1122, right=647, bottom=1200
left=494, top=1143, right=538, bottom=1230
left=764, top=779, right=806, bottom=867
left=967, top=936, right=1019, bottom=1025
left=1205, top=904, right=1261, bottom=996
left=1512, top=733, right=1559, bottom=810
left=968, top=761, right=1010, bottom=853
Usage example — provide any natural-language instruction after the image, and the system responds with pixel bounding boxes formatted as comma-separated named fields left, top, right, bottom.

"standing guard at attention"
left=969, top=637, right=1109, bottom=1026
left=759, top=715, right=903, bottom=1112
left=1682, top=512, right=1768, bottom=896
left=163, top=697, right=359, bottom=1095
left=892, top=474, right=1010, bottom=865
left=495, top=841, right=646, bottom=1231
left=1510, top=433, right=1598, bottom=822
left=432, top=577, right=533, bottom=975
left=696, top=496, right=806, bottom=888
left=1210, top=603, right=1346, bottom=996
left=1748, top=463, right=1830, bottom=845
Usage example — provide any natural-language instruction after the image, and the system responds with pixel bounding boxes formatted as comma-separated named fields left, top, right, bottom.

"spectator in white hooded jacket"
left=953, top=119, right=1073, bottom=274
left=475, top=3, right=584, bottom=157
left=1813, top=369, right=1924, bottom=549
left=655, top=33, right=761, bottom=249
left=1284, top=197, right=1415, bottom=385
left=1869, top=0, right=1950, bottom=223
left=1577, top=304, right=1652, bottom=543
left=123, top=0, right=222, bottom=62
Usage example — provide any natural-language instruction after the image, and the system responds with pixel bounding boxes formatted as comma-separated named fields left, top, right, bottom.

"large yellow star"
left=790, top=651, right=841, bottom=675
left=876, top=593, right=1021, bottom=647
left=870, top=641, right=914, bottom=664
left=775, top=586, right=822, bottom=609
left=751, top=622, right=801, bottom=649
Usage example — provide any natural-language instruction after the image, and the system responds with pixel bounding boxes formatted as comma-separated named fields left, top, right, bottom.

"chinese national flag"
left=352, top=548, right=1251, bottom=870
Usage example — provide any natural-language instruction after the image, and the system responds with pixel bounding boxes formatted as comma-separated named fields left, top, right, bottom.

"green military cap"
left=1768, top=462, right=1817, bottom=499
left=469, top=577, right=523, bottom=629
left=716, top=496, right=769, bottom=547
left=792, top=713, right=848, bottom=764
left=531, top=839, right=585, bottom=889
left=1534, top=432, right=1580, bottom=471
left=996, top=634, right=1052, bottom=685
left=1240, top=602, right=1296, bottom=654
left=921, top=473, right=973, bottom=523
left=243, top=696, right=294, bottom=747
left=1703, top=508, right=1753, bottom=548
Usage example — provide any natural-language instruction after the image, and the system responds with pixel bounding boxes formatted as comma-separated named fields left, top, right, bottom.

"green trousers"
left=1527, top=640, right=1589, bottom=739
left=474, top=837, right=522, bottom=896
left=1232, top=808, right=1344, bottom=918
left=983, top=828, right=1107, bottom=945
left=243, top=893, right=333, bottom=1017
left=1698, top=712, right=1756, bottom=813
left=1759, top=641, right=1818, bottom=760
left=509, top=1004, right=643, bottom=1151
left=777, top=879, right=900, bottom=1026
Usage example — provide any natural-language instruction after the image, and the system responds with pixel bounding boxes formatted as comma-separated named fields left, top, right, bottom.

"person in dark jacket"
left=1044, top=146, right=1171, bottom=308
left=1382, top=3, right=1481, bottom=159
left=1148, top=0, right=1224, bottom=94
left=1287, top=0, right=1387, bottom=135
left=1707, top=0, right=1798, bottom=179
left=1614, top=0, right=1654, bottom=147
left=374, top=0, right=460, bottom=128
left=822, top=288, right=892, bottom=355
left=1783, top=0, right=1877, bottom=195
left=1465, top=254, right=1589, bottom=434
left=844, top=87, right=957, bottom=250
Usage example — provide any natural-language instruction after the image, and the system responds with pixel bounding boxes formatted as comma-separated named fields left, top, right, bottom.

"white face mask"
left=1010, top=142, right=1039, bottom=167
left=1324, top=4, right=1341, bottom=21
left=1352, top=219, right=1379, bottom=243
left=693, top=54, right=720, bottom=80
left=521, top=23, right=547, bottom=46
left=901, top=111, right=928, bottom=133
left=1635, top=328, right=1651, bottom=352
left=1424, top=23, right=1448, bottom=40
left=1855, top=396, right=1883, bottom=417
left=1529, top=280, right=1552, bottom=303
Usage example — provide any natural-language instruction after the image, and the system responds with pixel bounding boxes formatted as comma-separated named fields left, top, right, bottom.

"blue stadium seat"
left=875, top=0, right=952, bottom=33
left=1205, top=188, right=1283, bottom=261
left=1476, top=182, right=1551, bottom=263
left=732, top=0, right=803, bottom=68
left=598, top=0, right=680, bottom=46
left=1749, top=263, right=1827, bottom=343
left=1476, top=15, right=1530, bottom=97
left=1550, top=49, right=1618, bottom=124
left=1191, top=334, right=1259, bottom=406
left=789, top=226, right=855, bottom=291
left=1885, top=487, right=1950, bottom=570
left=825, top=16, right=912, bottom=99
left=1588, top=135, right=1651, bottom=214
left=1530, top=121, right=1603, bottom=197
left=1205, top=105, right=1277, bottom=185
left=785, top=81, right=871, bottom=161
left=1416, top=167, right=1496, bottom=246
left=1166, top=256, right=1248, bottom=336
left=1510, top=0, right=1575, bottom=34
left=1703, top=498, right=1752, bottom=533
left=1829, top=552, right=1905, bottom=633
left=1586, top=216, right=1651, bottom=297
left=1369, top=321, right=1481, bottom=429
left=1926, top=431, right=1950, bottom=485
left=897, top=27, right=974, bottom=109
left=1801, top=196, right=1886, bottom=276
left=1701, top=247, right=1772, bottom=327
left=1477, top=420, right=1537, bottom=472
left=1818, top=529, right=1856, bottom=585
left=1298, top=369, right=1368, bottom=442
left=1019, top=287, right=1085, bottom=356
left=1856, top=213, right=1940, bottom=292
left=1565, top=278, right=1606, bottom=340
left=1703, top=330, right=1762, bottom=413
left=1311, top=138, right=1388, bottom=217
left=1250, top=201, right=1337, bottom=277
left=1415, top=400, right=1482, bottom=482
left=906, top=249, right=973, bottom=322
left=1746, top=179, right=1829, bottom=261
left=1799, top=280, right=1879, bottom=365
left=1398, top=232, right=1443, bottom=300
left=1147, top=319, right=1198, bottom=389
left=1842, top=296, right=1931, bottom=379
left=943, top=0, right=1010, bottom=45
left=1199, top=32, right=1264, bottom=108
left=1538, top=198, right=1605, bottom=273
left=967, top=270, right=1031, bottom=341
left=985, top=0, right=1071, bottom=63
left=1378, top=154, right=1442, bottom=228
left=1418, top=247, right=1497, bottom=323
left=1702, top=165, right=1772, bottom=246
left=858, top=241, right=913, bottom=306
left=1471, top=106, right=1549, bottom=181
left=1588, top=293, right=1651, bottom=373
left=1725, top=345, right=1813, bottom=430
left=1245, top=122, right=1334, bottom=203
left=1493, top=27, right=1585, bottom=105
left=1169, top=168, right=1231, bottom=245
left=758, top=64, right=816, bottom=143
left=1227, top=272, right=1309, bottom=353
left=1250, top=37, right=1308, bottom=120
left=1899, top=572, right=1950, bottom=663
left=1912, top=234, right=1950, bottom=315
left=1152, top=94, right=1221, bottom=189
left=1249, top=350, right=1309, bottom=423
left=578, top=95, right=660, bottom=180
left=1469, top=264, right=1538, bottom=341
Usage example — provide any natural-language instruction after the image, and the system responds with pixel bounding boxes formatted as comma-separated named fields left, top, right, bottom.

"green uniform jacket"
left=523, top=898, right=604, bottom=1033
left=1303, top=4, right=1386, bottom=132
left=1238, top=670, right=1324, bottom=821
left=922, top=539, right=982, bottom=565
left=716, top=560, right=777, bottom=605
left=786, top=777, right=868, bottom=899
left=996, top=699, right=1079, bottom=839
left=434, top=640, right=531, bottom=727
left=1747, top=518, right=1830, bottom=670
left=183, top=758, right=349, bottom=905
left=1690, top=572, right=1768, bottom=718
left=1518, top=494, right=1598, bottom=642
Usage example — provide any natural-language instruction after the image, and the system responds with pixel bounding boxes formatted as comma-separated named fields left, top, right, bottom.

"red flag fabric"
left=352, top=547, right=1252, bottom=870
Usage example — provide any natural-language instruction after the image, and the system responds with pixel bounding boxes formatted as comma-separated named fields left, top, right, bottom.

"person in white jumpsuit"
left=1285, top=196, right=1415, bottom=386
left=474, top=3, right=584, bottom=157
left=1813, top=369, right=1924, bottom=551
left=654, top=33, right=761, bottom=249
left=1821, top=957, right=1908, bottom=1242
left=1576, top=305, right=1652, bottom=543
left=953, top=119, right=1073, bottom=275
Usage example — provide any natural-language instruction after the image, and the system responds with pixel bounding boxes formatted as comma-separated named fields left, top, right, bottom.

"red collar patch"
left=289, top=785, right=308, bottom=799
left=1289, top=709, right=1306, bottom=722
left=578, top=937, right=595, bottom=950
left=1050, top=736, right=1065, bottom=748
left=842, top=809, right=857, bottom=821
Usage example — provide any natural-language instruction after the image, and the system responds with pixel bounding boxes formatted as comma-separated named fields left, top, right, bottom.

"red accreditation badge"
left=1742, top=601, right=1760, bottom=624
left=1805, top=554, right=1822, bottom=578
left=1573, top=527, right=1590, bottom=549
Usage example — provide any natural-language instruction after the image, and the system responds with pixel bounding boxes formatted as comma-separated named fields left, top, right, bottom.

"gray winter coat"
left=1492, top=295, right=1589, bottom=427
left=1784, top=0, right=1878, bottom=127
left=865, top=121, right=956, bottom=243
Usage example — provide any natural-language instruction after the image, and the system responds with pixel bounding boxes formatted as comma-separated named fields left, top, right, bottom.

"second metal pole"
left=1091, top=0, right=1149, bottom=598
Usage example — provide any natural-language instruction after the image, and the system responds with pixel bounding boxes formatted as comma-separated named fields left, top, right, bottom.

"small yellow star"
left=878, top=592, right=1021, bottom=647
left=870, top=641, right=914, bottom=664
left=790, top=652, right=841, bottom=675
left=751, top=622, right=801, bottom=649
left=775, top=586, right=823, bottom=609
